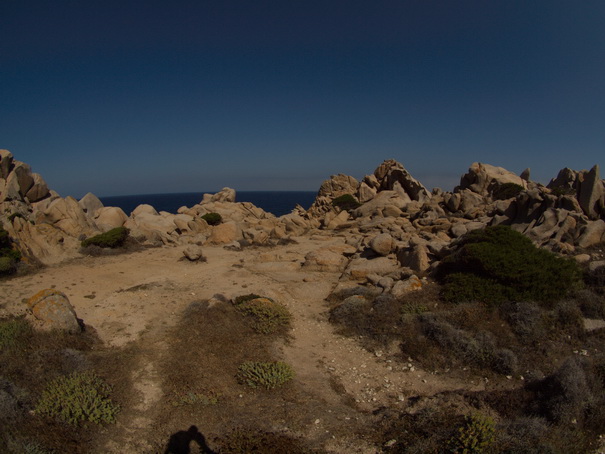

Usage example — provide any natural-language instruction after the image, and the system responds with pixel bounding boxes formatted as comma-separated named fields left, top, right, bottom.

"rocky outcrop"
left=458, top=162, right=526, bottom=196
left=0, top=150, right=50, bottom=204
left=307, top=174, right=359, bottom=217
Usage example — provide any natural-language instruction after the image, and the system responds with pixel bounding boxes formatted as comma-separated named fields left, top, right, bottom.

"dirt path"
left=0, top=236, right=484, bottom=453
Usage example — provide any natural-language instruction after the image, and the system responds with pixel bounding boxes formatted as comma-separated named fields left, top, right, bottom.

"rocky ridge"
left=1, top=150, right=604, bottom=282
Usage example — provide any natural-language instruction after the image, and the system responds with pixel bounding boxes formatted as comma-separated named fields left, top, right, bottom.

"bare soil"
left=0, top=235, right=516, bottom=453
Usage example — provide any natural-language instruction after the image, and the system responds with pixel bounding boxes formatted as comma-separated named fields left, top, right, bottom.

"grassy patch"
left=35, top=372, right=120, bottom=426
left=236, top=361, right=294, bottom=389
left=233, top=296, right=291, bottom=334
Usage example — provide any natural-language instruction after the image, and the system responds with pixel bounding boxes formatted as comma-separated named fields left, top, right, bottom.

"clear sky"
left=1, top=1, right=604, bottom=198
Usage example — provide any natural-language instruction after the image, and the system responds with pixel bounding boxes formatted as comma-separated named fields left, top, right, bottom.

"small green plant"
left=447, top=414, right=496, bottom=453
left=81, top=227, right=129, bottom=248
left=35, top=372, right=120, bottom=425
left=201, top=212, right=222, bottom=226
left=234, top=297, right=291, bottom=334
left=438, top=226, right=582, bottom=305
left=237, top=361, right=294, bottom=389
left=0, top=317, right=31, bottom=351
left=492, top=182, right=524, bottom=200
left=331, top=194, right=361, bottom=211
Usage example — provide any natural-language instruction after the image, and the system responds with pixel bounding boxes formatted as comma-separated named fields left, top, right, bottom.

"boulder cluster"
left=1, top=150, right=604, bottom=277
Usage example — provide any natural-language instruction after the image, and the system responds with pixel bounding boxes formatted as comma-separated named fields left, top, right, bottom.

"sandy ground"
left=0, top=235, right=494, bottom=453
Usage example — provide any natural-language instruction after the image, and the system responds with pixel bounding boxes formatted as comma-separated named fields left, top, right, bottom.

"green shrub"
left=35, top=372, right=120, bottom=425
left=235, top=297, right=291, bottom=334
left=236, top=361, right=294, bottom=389
left=438, top=226, right=583, bottom=305
left=331, top=194, right=361, bottom=211
left=0, top=317, right=31, bottom=351
left=201, top=212, right=222, bottom=226
left=81, top=227, right=129, bottom=248
left=492, top=182, right=524, bottom=200
left=447, top=414, right=496, bottom=453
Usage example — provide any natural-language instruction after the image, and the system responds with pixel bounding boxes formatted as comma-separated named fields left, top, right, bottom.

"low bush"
left=35, top=372, right=120, bottom=425
left=236, top=361, right=294, bottom=389
left=438, top=226, right=583, bottom=305
left=492, top=182, right=524, bottom=200
left=234, top=297, right=291, bottom=334
left=80, top=227, right=129, bottom=249
left=201, top=212, right=222, bottom=226
left=446, top=414, right=496, bottom=453
left=331, top=194, right=361, bottom=211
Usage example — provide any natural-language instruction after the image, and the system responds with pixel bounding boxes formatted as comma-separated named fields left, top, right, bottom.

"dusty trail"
left=0, top=236, right=479, bottom=453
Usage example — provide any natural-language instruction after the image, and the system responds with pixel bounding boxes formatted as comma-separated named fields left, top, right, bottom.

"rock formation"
left=1, top=149, right=604, bottom=282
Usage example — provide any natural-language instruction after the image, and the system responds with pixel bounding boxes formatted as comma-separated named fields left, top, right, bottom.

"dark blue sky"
left=2, top=1, right=604, bottom=197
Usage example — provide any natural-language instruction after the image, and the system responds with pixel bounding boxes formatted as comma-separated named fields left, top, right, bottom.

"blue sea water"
left=99, top=191, right=317, bottom=217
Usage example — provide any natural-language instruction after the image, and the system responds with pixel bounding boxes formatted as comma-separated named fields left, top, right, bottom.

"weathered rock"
left=577, top=220, right=605, bottom=249
left=578, top=165, right=604, bottom=220
left=345, top=257, right=399, bottom=279
left=26, top=289, right=81, bottom=333
left=373, top=159, right=431, bottom=202
left=207, top=221, right=241, bottom=244
left=95, top=206, right=128, bottom=230
left=40, top=196, right=98, bottom=237
left=25, top=173, right=49, bottom=202
left=132, top=204, right=159, bottom=216
left=0, top=150, right=14, bottom=179
left=204, top=187, right=236, bottom=203
left=397, top=243, right=430, bottom=272
left=303, top=247, right=349, bottom=272
left=369, top=233, right=394, bottom=256
left=357, top=182, right=377, bottom=203
left=183, top=245, right=206, bottom=262
left=352, top=191, right=409, bottom=218
left=520, top=168, right=531, bottom=181
left=79, top=192, right=104, bottom=216
left=326, top=210, right=350, bottom=230
left=391, top=275, right=423, bottom=298
left=458, top=162, right=526, bottom=196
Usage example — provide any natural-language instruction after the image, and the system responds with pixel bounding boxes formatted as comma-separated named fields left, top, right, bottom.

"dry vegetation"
left=2, top=231, right=605, bottom=453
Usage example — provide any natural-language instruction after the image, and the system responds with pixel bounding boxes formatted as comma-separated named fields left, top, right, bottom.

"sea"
left=99, top=191, right=318, bottom=217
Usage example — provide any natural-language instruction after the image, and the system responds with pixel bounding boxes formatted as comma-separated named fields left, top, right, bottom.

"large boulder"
left=207, top=221, right=241, bottom=244
left=369, top=233, right=394, bottom=256
left=26, top=289, right=81, bottom=333
left=458, top=162, right=526, bottom=196
left=345, top=256, right=400, bottom=279
left=79, top=192, right=104, bottom=216
left=578, top=165, right=604, bottom=220
left=95, top=206, right=128, bottom=230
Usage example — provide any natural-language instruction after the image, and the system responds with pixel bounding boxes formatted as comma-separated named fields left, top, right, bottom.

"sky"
left=1, top=1, right=604, bottom=198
